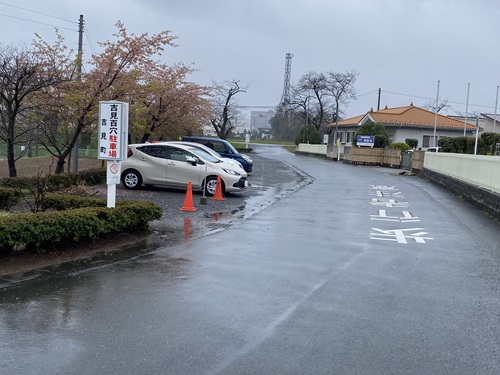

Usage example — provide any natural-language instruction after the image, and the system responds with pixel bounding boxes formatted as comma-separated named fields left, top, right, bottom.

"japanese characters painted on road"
left=368, top=184, right=433, bottom=245
left=98, top=101, right=129, bottom=161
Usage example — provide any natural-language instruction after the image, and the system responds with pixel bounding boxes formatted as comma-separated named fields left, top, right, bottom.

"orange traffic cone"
left=180, top=181, right=197, bottom=211
left=211, top=175, right=225, bottom=201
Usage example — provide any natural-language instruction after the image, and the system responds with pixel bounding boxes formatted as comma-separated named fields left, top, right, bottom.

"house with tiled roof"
left=450, top=113, right=500, bottom=134
left=328, top=103, right=478, bottom=150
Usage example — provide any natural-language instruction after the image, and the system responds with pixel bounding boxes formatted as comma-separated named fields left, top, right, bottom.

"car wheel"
left=204, top=176, right=224, bottom=196
left=121, top=170, right=142, bottom=190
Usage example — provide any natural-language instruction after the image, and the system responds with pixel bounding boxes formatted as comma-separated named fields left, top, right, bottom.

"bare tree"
left=325, top=70, right=358, bottom=143
left=210, top=80, right=248, bottom=139
left=423, top=98, right=450, bottom=113
left=294, top=72, right=329, bottom=130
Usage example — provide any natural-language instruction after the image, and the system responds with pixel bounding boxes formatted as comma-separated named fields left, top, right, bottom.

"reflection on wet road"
left=1, top=144, right=500, bottom=374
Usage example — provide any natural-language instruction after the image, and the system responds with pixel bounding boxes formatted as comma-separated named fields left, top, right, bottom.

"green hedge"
left=0, top=187, right=23, bottom=210
left=0, top=199, right=162, bottom=255
left=0, top=168, right=106, bottom=191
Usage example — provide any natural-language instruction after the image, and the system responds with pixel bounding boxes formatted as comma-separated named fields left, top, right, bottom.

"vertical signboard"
left=98, top=101, right=129, bottom=208
left=98, top=101, right=127, bottom=161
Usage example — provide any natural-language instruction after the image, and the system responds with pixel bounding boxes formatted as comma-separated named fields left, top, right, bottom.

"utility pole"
left=377, top=88, right=381, bottom=111
left=493, top=86, right=499, bottom=133
left=463, top=83, right=470, bottom=136
left=433, top=80, right=440, bottom=148
left=71, top=15, right=84, bottom=173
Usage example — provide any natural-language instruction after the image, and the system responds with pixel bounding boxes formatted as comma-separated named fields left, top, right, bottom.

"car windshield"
left=190, top=144, right=222, bottom=158
left=224, top=142, right=239, bottom=154
left=187, top=147, right=221, bottom=163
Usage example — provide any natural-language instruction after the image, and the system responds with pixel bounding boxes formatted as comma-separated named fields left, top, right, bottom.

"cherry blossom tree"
left=128, top=64, right=212, bottom=143
left=0, top=36, right=76, bottom=177
left=38, top=22, right=179, bottom=174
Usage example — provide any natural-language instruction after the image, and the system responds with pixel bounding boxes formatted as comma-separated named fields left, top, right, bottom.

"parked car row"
left=120, top=138, right=253, bottom=197
left=181, top=136, right=253, bottom=173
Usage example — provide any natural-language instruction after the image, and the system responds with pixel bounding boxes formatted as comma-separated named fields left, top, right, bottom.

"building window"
left=423, top=135, right=431, bottom=148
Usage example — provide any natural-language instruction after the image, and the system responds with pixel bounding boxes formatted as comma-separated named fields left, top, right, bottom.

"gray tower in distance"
left=280, top=52, right=294, bottom=105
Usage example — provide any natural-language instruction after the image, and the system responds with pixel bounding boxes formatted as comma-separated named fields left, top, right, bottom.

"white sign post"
left=98, top=101, right=129, bottom=208
left=245, top=133, right=250, bottom=149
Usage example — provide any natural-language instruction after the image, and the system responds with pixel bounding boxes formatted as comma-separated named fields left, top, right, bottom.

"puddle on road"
left=0, top=165, right=314, bottom=287
left=152, top=170, right=314, bottom=246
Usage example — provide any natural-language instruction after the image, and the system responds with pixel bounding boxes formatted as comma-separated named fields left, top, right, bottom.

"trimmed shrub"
left=295, top=125, right=322, bottom=145
left=405, top=138, right=418, bottom=149
left=0, top=187, right=23, bottom=210
left=0, top=168, right=106, bottom=191
left=0, top=200, right=162, bottom=255
left=389, top=142, right=410, bottom=153
left=353, top=121, right=390, bottom=148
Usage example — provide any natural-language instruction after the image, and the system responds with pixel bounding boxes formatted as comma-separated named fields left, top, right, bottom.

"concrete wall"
left=421, top=153, right=500, bottom=220
left=295, top=143, right=500, bottom=220
left=296, top=144, right=327, bottom=155
left=424, top=153, right=500, bottom=194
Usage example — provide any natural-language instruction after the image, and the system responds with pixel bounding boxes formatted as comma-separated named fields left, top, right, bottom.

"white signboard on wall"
left=357, top=135, right=375, bottom=147
left=98, top=101, right=128, bottom=161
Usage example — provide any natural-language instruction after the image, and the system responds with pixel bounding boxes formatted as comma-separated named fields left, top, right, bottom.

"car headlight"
left=222, top=168, right=241, bottom=176
left=242, top=155, right=252, bottom=163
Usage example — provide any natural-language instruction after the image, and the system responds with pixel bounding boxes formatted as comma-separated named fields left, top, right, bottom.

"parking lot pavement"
left=111, top=150, right=312, bottom=247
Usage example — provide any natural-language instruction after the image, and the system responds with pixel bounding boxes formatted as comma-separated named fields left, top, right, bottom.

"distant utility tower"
left=280, top=52, right=294, bottom=105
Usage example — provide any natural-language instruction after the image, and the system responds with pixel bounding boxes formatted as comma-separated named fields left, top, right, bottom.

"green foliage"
left=405, top=138, right=418, bottom=149
left=43, top=193, right=107, bottom=210
left=478, top=132, right=500, bottom=154
left=0, top=198, right=162, bottom=255
left=0, top=168, right=106, bottom=190
left=438, top=133, right=500, bottom=155
left=0, top=176, right=32, bottom=190
left=389, top=142, right=411, bottom=152
left=0, top=188, right=23, bottom=210
left=439, top=137, right=475, bottom=153
left=354, top=121, right=390, bottom=148
left=295, top=125, right=322, bottom=145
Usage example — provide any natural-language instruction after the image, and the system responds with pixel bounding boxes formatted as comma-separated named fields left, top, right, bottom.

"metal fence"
left=0, top=145, right=98, bottom=160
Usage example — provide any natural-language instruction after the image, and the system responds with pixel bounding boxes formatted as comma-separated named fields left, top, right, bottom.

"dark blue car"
left=181, top=136, right=253, bottom=173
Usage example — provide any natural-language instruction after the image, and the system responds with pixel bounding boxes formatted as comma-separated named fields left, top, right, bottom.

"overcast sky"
left=1, top=0, right=500, bottom=120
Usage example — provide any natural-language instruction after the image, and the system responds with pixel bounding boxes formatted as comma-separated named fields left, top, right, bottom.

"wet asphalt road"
left=1, top=144, right=500, bottom=374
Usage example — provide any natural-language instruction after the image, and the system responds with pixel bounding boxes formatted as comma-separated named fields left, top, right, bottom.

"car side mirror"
left=186, top=156, right=198, bottom=165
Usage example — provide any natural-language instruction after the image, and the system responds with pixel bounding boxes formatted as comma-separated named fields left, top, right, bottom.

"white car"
left=167, top=141, right=247, bottom=174
left=426, top=147, right=441, bottom=153
left=121, top=142, right=248, bottom=196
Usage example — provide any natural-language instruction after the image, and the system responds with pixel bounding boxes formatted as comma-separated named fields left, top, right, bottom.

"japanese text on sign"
left=98, top=102, right=124, bottom=160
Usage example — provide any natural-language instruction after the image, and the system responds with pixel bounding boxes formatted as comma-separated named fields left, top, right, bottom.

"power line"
left=83, top=22, right=97, bottom=56
left=382, top=89, right=496, bottom=110
left=357, top=90, right=379, bottom=97
left=0, top=1, right=75, bottom=23
left=238, top=106, right=277, bottom=109
left=0, top=13, right=77, bottom=32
